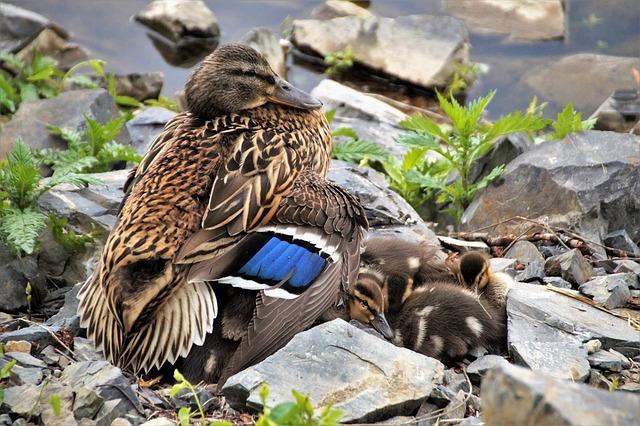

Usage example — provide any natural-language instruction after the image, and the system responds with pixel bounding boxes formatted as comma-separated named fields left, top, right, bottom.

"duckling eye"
left=360, top=299, right=368, bottom=309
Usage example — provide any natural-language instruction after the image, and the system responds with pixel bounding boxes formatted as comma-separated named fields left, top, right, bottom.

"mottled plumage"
left=77, top=44, right=367, bottom=383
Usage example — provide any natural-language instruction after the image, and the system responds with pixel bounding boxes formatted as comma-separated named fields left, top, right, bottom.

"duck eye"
left=242, top=69, right=257, bottom=77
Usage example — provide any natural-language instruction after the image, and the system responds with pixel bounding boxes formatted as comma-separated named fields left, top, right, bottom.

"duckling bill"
left=77, top=44, right=367, bottom=384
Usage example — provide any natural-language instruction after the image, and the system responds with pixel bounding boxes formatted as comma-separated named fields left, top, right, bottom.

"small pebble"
left=4, top=340, right=32, bottom=353
left=585, top=339, right=602, bottom=354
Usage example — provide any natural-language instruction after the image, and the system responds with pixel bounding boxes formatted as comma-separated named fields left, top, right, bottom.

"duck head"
left=348, top=277, right=394, bottom=340
left=458, top=251, right=490, bottom=290
left=185, top=43, right=322, bottom=118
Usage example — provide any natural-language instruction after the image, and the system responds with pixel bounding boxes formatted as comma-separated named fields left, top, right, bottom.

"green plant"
left=48, top=214, right=100, bottom=250
left=0, top=139, right=99, bottom=256
left=444, top=62, right=481, bottom=97
left=144, top=95, right=181, bottom=112
left=39, top=115, right=140, bottom=173
left=50, top=393, right=61, bottom=416
left=256, top=383, right=342, bottom=426
left=331, top=127, right=389, bottom=164
left=0, top=359, right=16, bottom=405
left=398, top=90, right=549, bottom=220
left=0, top=52, right=98, bottom=115
left=170, top=369, right=208, bottom=426
left=324, top=45, right=354, bottom=77
left=547, top=103, right=596, bottom=140
left=25, top=281, right=32, bottom=315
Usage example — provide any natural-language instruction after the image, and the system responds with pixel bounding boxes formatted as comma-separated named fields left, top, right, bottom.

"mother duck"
left=77, top=44, right=369, bottom=384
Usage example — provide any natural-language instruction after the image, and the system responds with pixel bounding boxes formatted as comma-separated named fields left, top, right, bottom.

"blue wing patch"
left=238, top=236, right=326, bottom=292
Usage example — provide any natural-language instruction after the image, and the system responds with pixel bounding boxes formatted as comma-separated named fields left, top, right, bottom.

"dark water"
left=13, top=0, right=640, bottom=118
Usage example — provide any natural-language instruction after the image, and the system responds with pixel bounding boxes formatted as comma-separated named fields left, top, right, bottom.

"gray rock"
left=463, top=131, right=640, bottom=244
left=172, top=388, right=217, bottom=413
left=0, top=243, right=43, bottom=312
left=459, top=417, right=483, bottom=426
left=591, top=89, right=640, bottom=133
left=5, top=352, right=46, bottom=368
left=73, top=387, right=104, bottom=420
left=39, top=169, right=129, bottom=236
left=515, top=260, right=545, bottom=284
left=222, top=319, right=444, bottom=423
left=73, top=337, right=105, bottom=362
left=46, top=282, right=82, bottom=334
left=241, top=28, right=287, bottom=78
left=328, top=161, right=438, bottom=245
left=293, top=15, right=469, bottom=88
left=482, top=363, right=640, bottom=426
left=614, top=259, right=640, bottom=275
left=538, top=245, right=566, bottom=258
left=125, top=107, right=176, bottom=155
left=0, top=3, right=55, bottom=53
left=0, top=414, right=11, bottom=426
left=467, top=355, right=510, bottom=383
left=604, top=229, right=640, bottom=256
left=62, top=361, right=141, bottom=416
left=311, top=79, right=408, bottom=159
left=311, top=0, right=373, bottom=20
left=16, top=27, right=88, bottom=71
left=0, top=325, right=56, bottom=347
left=2, top=382, right=76, bottom=425
left=0, top=89, right=124, bottom=158
left=591, top=267, right=608, bottom=277
left=489, top=257, right=516, bottom=273
left=507, top=283, right=640, bottom=381
left=579, top=274, right=632, bottom=309
left=587, top=349, right=631, bottom=372
left=437, top=236, right=489, bottom=254
left=0, top=354, right=43, bottom=385
left=542, top=276, right=572, bottom=289
left=588, top=369, right=613, bottom=391
left=114, top=73, right=163, bottom=102
left=447, top=0, right=564, bottom=41
left=140, top=418, right=174, bottom=426
left=520, top=54, right=640, bottom=117
left=504, top=241, right=544, bottom=265
left=544, top=249, right=592, bottom=286
left=134, top=0, right=220, bottom=43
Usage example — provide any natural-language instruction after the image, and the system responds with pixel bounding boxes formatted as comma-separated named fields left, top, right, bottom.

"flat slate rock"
left=482, top=363, right=640, bottom=426
left=507, top=283, right=640, bottom=380
left=504, top=240, right=544, bottom=265
left=579, top=274, right=632, bottom=309
left=222, top=319, right=444, bottom=423
left=293, top=14, right=469, bottom=88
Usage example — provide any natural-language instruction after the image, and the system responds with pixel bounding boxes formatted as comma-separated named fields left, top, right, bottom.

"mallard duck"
left=359, top=236, right=453, bottom=313
left=454, top=251, right=514, bottom=312
left=77, top=44, right=367, bottom=384
left=349, top=278, right=505, bottom=362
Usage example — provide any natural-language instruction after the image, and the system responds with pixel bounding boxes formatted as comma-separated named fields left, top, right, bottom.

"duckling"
left=359, top=236, right=453, bottom=313
left=454, top=251, right=515, bottom=312
left=77, top=44, right=367, bottom=385
left=349, top=279, right=505, bottom=362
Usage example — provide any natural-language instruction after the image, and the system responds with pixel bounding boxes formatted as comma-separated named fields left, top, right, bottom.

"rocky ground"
left=1, top=1, right=640, bottom=425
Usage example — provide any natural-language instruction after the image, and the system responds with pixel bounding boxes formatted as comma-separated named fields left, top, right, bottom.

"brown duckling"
left=359, top=236, right=454, bottom=313
left=349, top=278, right=505, bottom=362
left=347, top=278, right=395, bottom=339
left=454, top=251, right=515, bottom=312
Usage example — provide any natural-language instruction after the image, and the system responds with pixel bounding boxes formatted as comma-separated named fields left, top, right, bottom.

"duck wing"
left=215, top=171, right=367, bottom=383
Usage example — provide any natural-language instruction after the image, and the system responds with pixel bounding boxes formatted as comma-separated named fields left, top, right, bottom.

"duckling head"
left=185, top=43, right=322, bottom=118
left=348, top=277, right=395, bottom=339
left=458, top=251, right=490, bottom=290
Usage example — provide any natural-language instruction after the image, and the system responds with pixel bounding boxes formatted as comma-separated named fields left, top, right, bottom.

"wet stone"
left=544, top=249, right=592, bottom=286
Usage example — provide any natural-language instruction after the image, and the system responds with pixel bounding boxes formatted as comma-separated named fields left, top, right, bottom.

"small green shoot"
left=609, top=377, right=619, bottom=392
left=256, top=383, right=343, bottom=426
left=50, top=393, right=61, bottom=416
left=170, top=369, right=206, bottom=426
left=324, top=45, right=355, bottom=77
left=444, top=62, right=481, bottom=97
left=25, top=281, right=32, bottom=315
left=548, top=103, right=596, bottom=140
left=0, top=359, right=17, bottom=406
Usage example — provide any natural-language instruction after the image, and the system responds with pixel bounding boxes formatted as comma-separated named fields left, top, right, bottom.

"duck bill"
left=371, top=313, right=394, bottom=340
left=267, top=77, right=323, bottom=110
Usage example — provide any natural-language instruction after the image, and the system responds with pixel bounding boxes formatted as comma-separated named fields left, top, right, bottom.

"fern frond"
left=0, top=207, right=47, bottom=255
left=332, top=139, right=389, bottom=163
left=1, top=139, right=42, bottom=209
left=96, top=141, right=142, bottom=165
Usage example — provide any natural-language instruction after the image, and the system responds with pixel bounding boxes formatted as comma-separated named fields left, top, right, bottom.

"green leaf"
left=64, top=74, right=99, bottom=89
left=96, top=141, right=142, bottom=165
left=268, top=402, right=299, bottom=424
left=400, top=147, right=428, bottom=171
left=332, top=139, right=389, bottom=163
left=396, top=131, right=440, bottom=149
left=550, top=103, right=590, bottom=140
left=210, top=421, right=233, bottom=426
left=18, top=82, right=39, bottom=102
left=259, top=383, right=270, bottom=406
left=27, top=67, right=55, bottom=81
left=50, top=393, right=61, bottom=416
left=331, top=127, right=358, bottom=139
left=64, top=59, right=107, bottom=81
left=485, top=109, right=549, bottom=142
left=0, top=207, right=47, bottom=255
left=177, top=407, right=191, bottom=426
left=1, top=138, right=42, bottom=208
left=47, top=214, right=96, bottom=251
left=324, top=109, right=336, bottom=124
left=0, top=51, right=25, bottom=70
left=400, top=114, right=449, bottom=142
left=115, top=95, right=142, bottom=108
left=0, top=359, right=16, bottom=379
